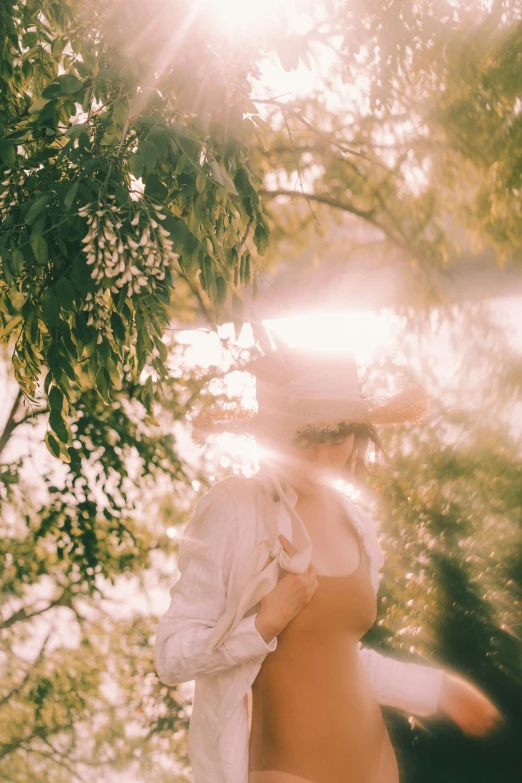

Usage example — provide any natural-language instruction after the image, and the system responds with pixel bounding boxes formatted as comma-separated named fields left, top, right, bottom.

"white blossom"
left=78, top=199, right=179, bottom=336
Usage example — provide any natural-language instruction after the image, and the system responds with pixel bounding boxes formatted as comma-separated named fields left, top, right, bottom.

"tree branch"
left=0, top=389, right=23, bottom=459
left=252, top=99, right=404, bottom=178
left=34, top=739, right=90, bottom=783
left=0, top=631, right=51, bottom=708
left=257, top=187, right=439, bottom=294
left=1, top=591, right=70, bottom=631
left=258, top=187, right=379, bottom=225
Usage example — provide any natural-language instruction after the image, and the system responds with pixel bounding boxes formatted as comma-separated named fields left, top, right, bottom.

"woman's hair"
left=289, top=422, right=385, bottom=480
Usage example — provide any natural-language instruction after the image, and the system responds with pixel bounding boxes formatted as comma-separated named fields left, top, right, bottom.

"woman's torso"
left=248, top=496, right=398, bottom=783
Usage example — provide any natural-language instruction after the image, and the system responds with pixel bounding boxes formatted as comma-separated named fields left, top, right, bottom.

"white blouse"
left=155, top=465, right=446, bottom=783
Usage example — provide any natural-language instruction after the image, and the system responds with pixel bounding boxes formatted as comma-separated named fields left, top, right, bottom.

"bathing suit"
left=248, top=518, right=400, bottom=783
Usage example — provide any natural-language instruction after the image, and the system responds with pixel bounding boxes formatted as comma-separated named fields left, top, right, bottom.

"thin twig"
left=282, top=115, right=321, bottom=227
left=252, top=98, right=404, bottom=179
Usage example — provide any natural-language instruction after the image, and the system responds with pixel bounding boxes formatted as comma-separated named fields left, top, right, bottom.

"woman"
left=155, top=343, right=503, bottom=783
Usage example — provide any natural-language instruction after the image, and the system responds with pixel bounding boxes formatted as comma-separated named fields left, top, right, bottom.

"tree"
left=3, top=2, right=521, bottom=452
left=0, top=0, right=272, bottom=461
left=247, top=2, right=522, bottom=306
left=0, top=332, right=249, bottom=781
left=357, top=303, right=522, bottom=783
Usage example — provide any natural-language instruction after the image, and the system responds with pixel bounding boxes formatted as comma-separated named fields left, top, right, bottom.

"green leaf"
left=70, top=257, right=93, bottom=293
left=209, top=159, right=224, bottom=185
left=24, top=309, right=39, bottom=344
left=49, top=405, right=70, bottom=444
left=149, top=127, right=170, bottom=164
left=215, top=275, right=227, bottom=318
left=144, top=172, right=167, bottom=201
left=28, top=97, right=51, bottom=114
left=64, top=123, right=89, bottom=139
left=174, top=152, right=186, bottom=175
left=30, top=214, right=46, bottom=240
left=64, top=181, right=79, bottom=209
left=60, top=75, right=83, bottom=94
left=113, top=101, right=128, bottom=129
left=0, top=140, right=15, bottom=167
left=139, top=139, right=158, bottom=170
left=31, top=235, right=48, bottom=264
left=10, top=249, right=24, bottom=276
left=59, top=351, right=76, bottom=382
left=136, top=329, right=150, bottom=375
left=2, top=262, right=13, bottom=285
left=128, top=153, right=144, bottom=179
left=41, top=292, right=60, bottom=328
left=75, top=61, right=92, bottom=78
left=110, top=312, right=126, bottom=342
left=49, top=385, right=64, bottom=414
left=41, top=83, right=62, bottom=99
left=98, top=336, right=111, bottom=363
left=196, top=172, right=207, bottom=192
left=0, top=315, right=22, bottom=342
left=51, top=36, right=65, bottom=60
left=45, top=430, right=62, bottom=459
left=243, top=251, right=251, bottom=284
left=55, top=278, right=76, bottom=311
left=73, top=312, right=94, bottom=349
left=216, top=164, right=238, bottom=196
left=25, top=195, right=51, bottom=225
left=82, top=86, right=93, bottom=113
left=253, top=224, right=269, bottom=255
left=95, top=367, right=111, bottom=402
left=105, top=356, right=122, bottom=389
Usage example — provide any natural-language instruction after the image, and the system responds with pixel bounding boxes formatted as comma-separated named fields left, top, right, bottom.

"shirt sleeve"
left=358, top=644, right=446, bottom=716
left=354, top=501, right=445, bottom=717
left=154, top=482, right=277, bottom=686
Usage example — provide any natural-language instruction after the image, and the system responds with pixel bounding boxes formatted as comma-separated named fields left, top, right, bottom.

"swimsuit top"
left=249, top=522, right=388, bottom=783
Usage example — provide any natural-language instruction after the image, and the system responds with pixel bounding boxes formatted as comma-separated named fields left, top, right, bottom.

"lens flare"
left=193, top=0, right=289, bottom=38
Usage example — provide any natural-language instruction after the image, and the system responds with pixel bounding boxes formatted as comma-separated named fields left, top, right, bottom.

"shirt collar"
left=255, top=459, right=362, bottom=531
left=256, top=460, right=298, bottom=506
left=255, top=460, right=357, bottom=508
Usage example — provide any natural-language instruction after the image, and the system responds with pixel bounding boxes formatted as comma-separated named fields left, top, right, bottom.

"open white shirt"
left=155, top=465, right=446, bottom=783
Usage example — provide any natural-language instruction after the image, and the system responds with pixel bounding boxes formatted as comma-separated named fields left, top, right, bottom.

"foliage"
left=2, top=1, right=521, bottom=458
left=250, top=2, right=522, bottom=293
left=0, top=0, right=270, bottom=460
left=359, top=304, right=522, bottom=783
left=0, top=362, right=195, bottom=779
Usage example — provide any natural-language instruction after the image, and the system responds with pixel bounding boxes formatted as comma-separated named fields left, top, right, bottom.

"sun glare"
left=194, top=0, right=287, bottom=37
left=264, top=310, right=400, bottom=366
left=177, top=310, right=399, bottom=393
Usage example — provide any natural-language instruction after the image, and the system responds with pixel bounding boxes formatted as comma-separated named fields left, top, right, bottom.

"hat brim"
left=190, top=385, right=429, bottom=445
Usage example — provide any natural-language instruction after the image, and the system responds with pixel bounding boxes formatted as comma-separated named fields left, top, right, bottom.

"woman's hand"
left=437, top=671, right=505, bottom=737
left=255, top=534, right=318, bottom=643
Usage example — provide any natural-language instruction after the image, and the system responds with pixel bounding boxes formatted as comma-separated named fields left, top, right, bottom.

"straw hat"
left=191, top=339, right=429, bottom=445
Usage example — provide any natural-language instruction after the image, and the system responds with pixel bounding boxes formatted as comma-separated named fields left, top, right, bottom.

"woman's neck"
left=266, top=462, right=332, bottom=500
